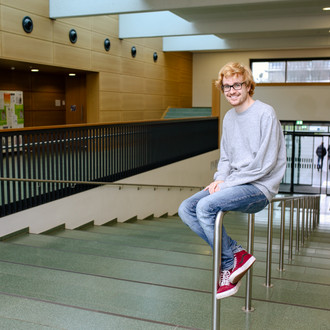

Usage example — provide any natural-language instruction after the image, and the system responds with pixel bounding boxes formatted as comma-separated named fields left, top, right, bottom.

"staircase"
left=0, top=209, right=329, bottom=329
left=162, top=107, right=212, bottom=119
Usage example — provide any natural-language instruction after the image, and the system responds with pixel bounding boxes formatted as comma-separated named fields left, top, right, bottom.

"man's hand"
left=204, top=180, right=224, bottom=194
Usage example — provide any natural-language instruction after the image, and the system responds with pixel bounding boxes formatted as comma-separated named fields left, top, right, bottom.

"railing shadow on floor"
left=212, top=194, right=320, bottom=330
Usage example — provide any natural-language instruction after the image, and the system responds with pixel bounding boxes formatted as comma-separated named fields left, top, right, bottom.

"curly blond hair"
left=215, top=62, right=256, bottom=97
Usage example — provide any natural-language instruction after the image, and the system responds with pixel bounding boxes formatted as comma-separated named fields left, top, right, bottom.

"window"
left=251, top=59, right=330, bottom=83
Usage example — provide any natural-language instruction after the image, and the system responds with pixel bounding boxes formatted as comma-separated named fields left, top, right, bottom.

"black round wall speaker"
left=22, top=16, right=33, bottom=33
left=104, top=38, right=111, bottom=51
left=153, top=52, right=158, bottom=62
left=69, top=29, right=78, bottom=43
left=131, top=46, right=137, bottom=58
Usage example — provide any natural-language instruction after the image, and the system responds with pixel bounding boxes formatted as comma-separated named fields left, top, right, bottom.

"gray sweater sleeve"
left=213, top=101, right=287, bottom=201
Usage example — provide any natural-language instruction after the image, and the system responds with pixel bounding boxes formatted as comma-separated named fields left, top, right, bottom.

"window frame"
left=250, top=57, right=330, bottom=85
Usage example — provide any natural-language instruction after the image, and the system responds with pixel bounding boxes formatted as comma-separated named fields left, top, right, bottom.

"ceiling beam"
left=163, top=35, right=330, bottom=52
left=119, top=12, right=199, bottom=39
left=49, top=0, right=298, bottom=18
left=119, top=12, right=329, bottom=38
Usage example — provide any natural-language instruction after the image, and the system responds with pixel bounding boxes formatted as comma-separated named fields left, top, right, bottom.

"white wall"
left=193, top=48, right=330, bottom=121
left=0, top=150, right=220, bottom=238
left=254, top=85, right=330, bottom=121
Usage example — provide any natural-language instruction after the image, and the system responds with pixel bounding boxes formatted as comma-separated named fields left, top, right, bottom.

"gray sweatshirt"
left=214, top=100, right=287, bottom=201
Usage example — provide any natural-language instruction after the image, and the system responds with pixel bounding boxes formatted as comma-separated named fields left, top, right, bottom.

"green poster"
left=0, top=106, right=7, bottom=126
left=15, top=104, right=24, bottom=125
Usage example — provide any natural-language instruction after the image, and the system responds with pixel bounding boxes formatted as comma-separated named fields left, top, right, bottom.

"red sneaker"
left=216, top=270, right=241, bottom=299
left=229, top=250, right=256, bottom=284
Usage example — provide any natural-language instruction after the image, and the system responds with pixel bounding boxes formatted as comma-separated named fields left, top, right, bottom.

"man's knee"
left=178, top=200, right=189, bottom=223
left=196, top=198, right=219, bottom=222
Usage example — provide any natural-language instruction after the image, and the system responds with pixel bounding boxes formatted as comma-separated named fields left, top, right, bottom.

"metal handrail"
left=0, top=177, right=204, bottom=191
left=212, top=211, right=256, bottom=330
left=212, top=194, right=320, bottom=330
left=266, top=194, right=320, bottom=286
left=1, top=117, right=219, bottom=217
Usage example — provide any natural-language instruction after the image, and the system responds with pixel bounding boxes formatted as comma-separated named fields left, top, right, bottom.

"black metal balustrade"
left=0, top=118, right=219, bottom=217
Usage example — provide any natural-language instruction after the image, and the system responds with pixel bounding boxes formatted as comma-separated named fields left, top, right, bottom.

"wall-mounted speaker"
left=69, top=29, right=78, bottom=44
left=104, top=38, right=111, bottom=51
left=153, top=52, right=158, bottom=62
left=131, top=46, right=137, bottom=58
left=22, top=16, right=33, bottom=33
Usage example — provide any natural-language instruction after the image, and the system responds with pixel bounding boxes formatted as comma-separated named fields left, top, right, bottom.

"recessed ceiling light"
left=69, top=73, right=76, bottom=76
left=31, top=68, right=39, bottom=72
left=322, top=7, right=330, bottom=10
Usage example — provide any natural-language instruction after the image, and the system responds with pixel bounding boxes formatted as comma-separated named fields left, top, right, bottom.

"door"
left=292, top=135, right=329, bottom=195
left=65, top=75, right=86, bottom=124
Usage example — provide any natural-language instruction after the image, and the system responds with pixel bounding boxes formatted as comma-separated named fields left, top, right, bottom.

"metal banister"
left=212, top=211, right=225, bottom=330
left=212, top=211, right=256, bottom=330
left=265, top=195, right=320, bottom=286
left=0, top=177, right=203, bottom=191
left=212, top=194, right=320, bottom=329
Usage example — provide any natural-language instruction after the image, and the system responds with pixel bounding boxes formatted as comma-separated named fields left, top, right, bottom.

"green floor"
left=0, top=202, right=329, bottom=329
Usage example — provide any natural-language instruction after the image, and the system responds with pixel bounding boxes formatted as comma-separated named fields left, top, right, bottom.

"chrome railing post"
left=308, top=197, right=311, bottom=235
left=288, top=199, right=294, bottom=260
left=305, top=197, right=310, bottom=239
left=244, top=213, right=255, bottom=312
left=295, top=198, right=300, bottom=252
left=301, top=198, right=305, bottom=246
left=212, top=211, right=225, bottom=330
left=317, top=196, right=320, bottom=225
left=313, top=197, right=317, bottom=229
left=265, top=202, right=273, bottom=287
left=279, top=200, right=285, bottom=271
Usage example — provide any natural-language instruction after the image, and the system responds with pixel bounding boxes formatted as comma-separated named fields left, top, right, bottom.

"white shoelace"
left=233, top=255, right=237, bottom=269
left=219, top=270, right=231, bottom=287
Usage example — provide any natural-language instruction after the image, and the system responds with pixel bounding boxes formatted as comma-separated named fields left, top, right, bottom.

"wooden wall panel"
left=120, top=40, right=146, bottom=60
left=144, top=63, right=165, bottom=80
left=137, top=37, right=163, bottom=50
left=2, top=32, right=53, bottom=63
left=145, top=95, right=163, bottom=109
left=99, top=91, right=122, bottom=110
left=86, top=72, right=99, bottom=123
left=1, top=6, right=53, bottom=40
left=1, top=0, right=49, bottom=17
left=144, top=78, right=165, bottom=95
left=122, top=110, right=145, bottom=121
left=164, top=96, right=180, bottom=108
left=91, top=16, right=118, bottom=37
left=0, top=2, right=193, bottom=125
left=31, top=74, right=65, bottom=92
left=31, top=92, right=65, bottom=111
left=91, top=52, right=121, bottom=73
left=120, top=57, right=145, bottom=77
left=99, top=72, right=121, bottom=92
left=92, top=32, right=110, bottom=53
left=53, top=44, right=91, bottom=69
left=30, top=110, right=66, bottom=126
left=0, top=69, right=66, bottom=127
left=143, top=110, right=164, bottom=120
left=120, top=75, right=145, bottom=94
left=102, top=38, right=123, bottom=57
left=99, top=110, right=121, bottom=122
left=58, top=16, right=92, bottom=30
left=0, top=71, right=30, bottom=90
left=121, top=94, right=145, bottom=111
left=53, top=22, right=91, bottom=49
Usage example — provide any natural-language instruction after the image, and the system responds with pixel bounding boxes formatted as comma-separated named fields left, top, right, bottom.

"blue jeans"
left=178, top=184, right=269, bottom=270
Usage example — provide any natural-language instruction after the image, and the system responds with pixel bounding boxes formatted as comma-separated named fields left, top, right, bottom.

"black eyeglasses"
left=222, top=82, right=246, bottom=92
